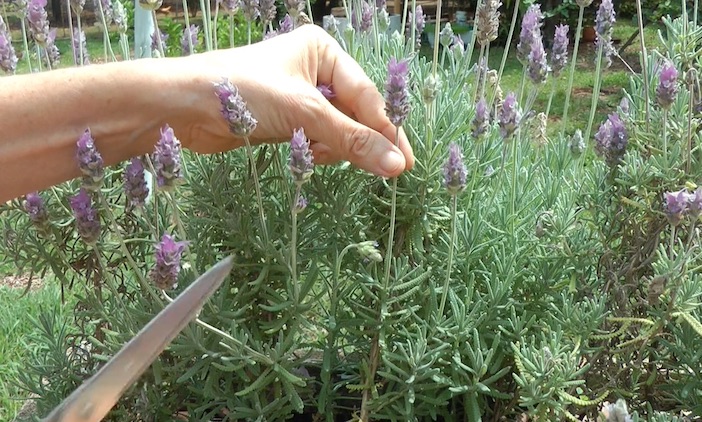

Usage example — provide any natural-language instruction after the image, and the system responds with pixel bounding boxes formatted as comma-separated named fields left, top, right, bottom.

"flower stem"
left=438, top=194, right=457, bottom=317
left=152, top=10, right=165, bottom=57
left=431, top=0, right=443, bottom=76
left=66, top=0, right=75, bottom=65
left=247, top=20, right=252, bottom=45
left=243, top=135, right=269, bottom=244
left=77, top=15, right=84, bottom=65
left=382, top=126, right=401, bottom=290
left=181, top=0, right=194, bottom=53
left=167, top=190, right=200, bottom=277
left=35, top=44, right=42, bottom=71
left=545, top=75, right=557, bottom=119
left=584, top=42, right=605, bottom=146
left=229, top=14, right=235, bottom=47
left=560, top=5, right=584, bottom=137
left=20, top=18, right=32, bottom=72
left=92, top=245, right=138, bottom=328
left=635, top=0, right=650, bottom=131
left=95, top=0, right=116, bottom=62
left=291, top=184, right=302, bottom=305
left=199, top=0, right=212, bottom=51
left=494, top=0, right=520, bottom=99
left=687, top=81, right=695, bottom=173
left=663, top=108, right=669, bottom=161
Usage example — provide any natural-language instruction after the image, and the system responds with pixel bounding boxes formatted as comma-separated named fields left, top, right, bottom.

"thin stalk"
left=198, top=0, right=212, bottom=51
left=291, top=184, right=302, bottom=305
left=229, top=14, right=235, bottom=47
left=584, top=42, right=605, bottom=145
left=35, top=44, right=42, bottom=71
left=695, top=0, right=699, bottom=28
left=410, top=0, right=416, bottom=54
left=213, top=2, right=219, bottom=50
left=663, top=108, right=669, bottom=161
left=438, top=194, right=457, bottom=317
left=509, top=131, right=518, bottom=232
left=20, top=19, right=32, bottom=72
left=66, top=0, right=75, bottom=65
left=431, top=0, right=444, bottom=75
left=306, top=0, right=313, bottom=20
left=247, top=20, right=251, bottom=45
left=44, top=46, right=52, bottom=71
left=635, top=0, right=650, bottom=131
left=686, top=82, right=694, bottom=173
left=473, top=44, right=486, bottom=99
left=77, top=15, right=84, bottom=66
left=167, top=190, right=199, bottom=277
left=544, top=75, right=557, bottom=119
left=401, top=0, right=410, bottom=37
left=144, top=155, right=160, bottom=235
left=119, top=33, right=130, bottom=60
left=464, top=0, right=482, bottom=73
left=182, top=0, right=194, bottom=53
left=243, top=135, right=269, bottom=244
left=152, top=10, right=165, bottom=57
left=494, top=0, right=520, bottom=99
left=517, top=66, right=526, bottom=105
left=670, top=225, right=676, bottom=262
left=96, top=0, right=116, bottom=62
left=92, top=246, right=138, bottom=328
left=382, top=126, right=401, bottom=293
left=559, top=5, right=584, bottom=137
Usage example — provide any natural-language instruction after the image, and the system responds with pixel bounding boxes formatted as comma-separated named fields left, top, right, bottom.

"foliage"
left=3, top=1, right=702, bottom=421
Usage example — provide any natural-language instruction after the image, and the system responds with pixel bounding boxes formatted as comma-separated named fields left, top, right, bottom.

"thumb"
left=307, top=98, right=407, bottom=178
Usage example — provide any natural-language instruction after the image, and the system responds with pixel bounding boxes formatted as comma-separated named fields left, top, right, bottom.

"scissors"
left=42, top=256, right=234, bottom=422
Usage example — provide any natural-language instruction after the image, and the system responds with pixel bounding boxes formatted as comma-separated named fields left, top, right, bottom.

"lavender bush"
left=2, top=0, right=702, bottom=421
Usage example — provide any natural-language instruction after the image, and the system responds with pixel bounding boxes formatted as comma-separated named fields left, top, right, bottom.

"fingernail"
left=380, top=150, right=404, bottom=176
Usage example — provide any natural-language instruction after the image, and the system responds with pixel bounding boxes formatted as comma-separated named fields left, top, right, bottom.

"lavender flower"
left=443, top=143, right=467, bottom=195
left=471, top=97, right=490, bottom=139
left=151, top=28, right=168, bottom=54
left=44, top=29, right=61, bottom=68
left=570, top=129, right=585, bottom=157
left=124, top=158, right=149, bottom=208
left=408, top=5, right=425, bottom=47
left=619, top=97, right=630, bottom=116
left=664, top=189, right=688, bottom=226
left=27, top=0, right=50, bottom=46
left=72, top=28, right=90, bottom=65
left=95, top=0, right=114, bottom=27
left=70, top=189, right=101, bottom=245
left=283, top=0, right=303, bottom=17
left=294, top=195, right=308, bottom=214
left=421, top=74, right=439, bottom=104
left=113, top=0, right=128, bottom=34
left=153, top=124, right=183, bottom=189
left=527, top=36, right=549, bottom=85
left=594, top=113, right=628, bottom=167
left=0, top=16, right=17, bottom=74
left=595, top=0, right=615, bottom=41
left=241, top=0, right=260, bottom=21
left=498, top=92, right=521, bottom=139
left=24, top=192, right=49, bottom=229
left=550, top=24, right=569, bottom=77
left=279, top=14, right=294, bottom=33
left=317, top=84, right=335, bottom=100
left=352, top=0, right=373, bottom=33
left=475, top=0, right=501, bottom=46
left=384, top=58, right=410, bottom=127
left=70, top=0, right=86, bottom=14
left=219, top=0, right=239, bottom=14
left=259, top=0, right=276, bottom=27
left=213, top=78, right=258, bottom=137
left=76, top=128, right=105, bottom=192
left=688, top=188, right=702, bottom=219
left=289, top=128, right=314, bottom=184
left=656, top=61, right=679, bottom=109
left=450, top=34, right=465, bottom=57
left=516, top=4, right=543, bottom=65
left=181, top=24, right=199, bottom=56
left=439, top=23, right=454, bottom=48
left=150, top=234, right=188, bottom=290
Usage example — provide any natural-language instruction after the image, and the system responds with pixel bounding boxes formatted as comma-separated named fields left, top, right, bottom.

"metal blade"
left=43, top=255, right=234, bottom=422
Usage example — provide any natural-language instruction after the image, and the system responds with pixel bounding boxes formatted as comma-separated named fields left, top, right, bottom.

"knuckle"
left=345, top=128, right=373, bottom=158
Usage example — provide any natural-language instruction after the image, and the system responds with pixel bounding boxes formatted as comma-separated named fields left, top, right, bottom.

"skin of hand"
left=0, top=24, right=414, bottom=204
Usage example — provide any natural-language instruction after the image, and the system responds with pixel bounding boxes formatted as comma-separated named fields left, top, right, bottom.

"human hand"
left=176, top=25, right=415, bottom=178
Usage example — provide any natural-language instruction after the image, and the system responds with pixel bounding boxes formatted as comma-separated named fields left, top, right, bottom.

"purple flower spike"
left=151, top=28, right=168, bottom=54
left=181, top=24, right=199, bottom=56
left=213, top=78, right=258, bottom=137
left=317, top=84, right=336, bottom=100
left=358, top=0, right=374, bottom=33
left=153, top=124, right=183, bottom=190
left=594, top=113, right=628, bottom=167
left=70, top=189, right=101, bottom=245
left=150, top=234, right=188, bottom=290
left=688, top=188, right=702, bottom=218
left=219, top=0, right=239, bottom=15
left=76, top=128, right=105, bottom=192
left=443, top=143, right=467, bottom=195
left=527, top=36, right=549, bottom=85
left=259, top=0, right=276, bottom=26
left=516, top=4, right=543, bottom=65
left=664, top=189, right=688, bottom=226
left=384, top=58, right=410, bottom=127
left=595, top=0, right=615, bottom=41
left=24, top=192, right=49, bottom=229
left=72, top=28, right=90, bottom=65
left=283, top=0, right=303, bottom=17
left=657, top=61, right=679, bottom=109
left=70, top=0, right=86, bottom=14
left=27, top=0, right=50, bottom=46
left=0, top=16, right=18, bottom=74
left=289, top=128, right=314, bottom=184
left=498, top=92, right=521, bottom=139
left=408, top=5, right=425, bottom=47
left=279, top=14, right=294, bottom=33
left=475, top=0, right=501, bottom=46
left=294, top=195, right=308, bottom=214
left=241, top=0, right=260, bottom=21
left=472, top=97, right=490, bottom=139
left=124, top=158, right=149, bottom=208
left=96, top=0, right=114, bottom=26
left=550, top=24, right=569, bottom=77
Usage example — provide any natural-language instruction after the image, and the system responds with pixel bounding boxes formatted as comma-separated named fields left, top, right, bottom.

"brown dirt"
left=1, top=274, right=43, bottom=291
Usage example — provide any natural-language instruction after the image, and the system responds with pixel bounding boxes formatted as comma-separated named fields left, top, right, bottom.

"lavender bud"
left=439, top=23, right=454, bottom=48
left=475, top=0, right=501, bottom=46
left=289, top=128, right=314, bottom=184
left=527, top=36, right=549, bottom=85
left=76, top=128, right=105, bottom=192
left=43, top=30, right=60, bottom=68
left=72, top=28, right=90, bottom=65
left=656, top=61, right=679, bottom=109
left=407, top=5, right=424, bottom=47
left=219, top=0, right=239, bottom=14
left=259, top=0, right=276, bottom=26
left=530, top=112, right=548, bottom=148
left=317, top=84, right=336, bottom=100
left=377, top=8, right=390, bottom=32
left=241, top=0, right=260, bottom=21
left=70, top=189, right=101, bottom=245
left=516, top=4, right=543, bottom=65
left=124, top=158, right=149, bottom=208
left=0, top=16, right=18, bottom=74
left=283, top=0, right=303, bottom=17
left=619, top=97, right=630, bottom=116
left=498, top=92, right=521, bottom=139
left=153, top=124, right=183, bottom=189
left=24, top=192, right=49, bottom=230
left=471, top=97, right=490, bottom=139
left=356, top=241, right=383, bottom=263
left=550, top=24, right=569, bottom=77
left=213, top=78, right=258, bottom=137
left=150, top=234, right=188, bottom=290
left=450, top=34, right=465, bottom=57
left=70, top=0, right=86, bottom=14
left=570, top=129, right=585, bottom=157
left=181, top=24, right=199, bottom=56
left=95, top=0, right=114, bottom=27
left=600, top=399, right=631, bottom=422
left=294, top=195, right=308, bottom=214
left=138, top=0, right=162, bottom=10
left=151, top=28, right=168, bottom=54
left=594, top=113, right=628, bottom=167
left=384, top=57, right=410, bottom=127
left=664, top=189, right=688, bottom=226
left=27, top=0, right=50, bottom=46
left=421, top=74, right=440, bottom=105
left=443, top=143, right=467, bottom=195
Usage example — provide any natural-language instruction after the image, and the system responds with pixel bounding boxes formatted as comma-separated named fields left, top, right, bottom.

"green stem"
left=201, top=0, right=212, bottom=51
left=77, top=15, right=84, bottom=66
left=20, top=19, right=32, bottom=72
left=247, top=20, right=252, bottom=45
left=686, top=81, right=694, bottom=173
left=474, top=44, right=486, bottom=100
left=96, top=0, right=116, bottom=62
left=635, top=0, right=650, bottom=131
left=545, top=75, right=557, bottom=119
left=291, top=184, right=302, bottom=305
left=510, top=131, right=518, bottom=235
left=92, top=246, right=138, bottom=328
left=431, top=0, right=443, bottom=76
left=382, top=126, right=401, bottom=290
left=229, top=14, right=235, bottom=48
left=560, top=5, right=584, bottom=137
left=181, top=0, right=194, bottom=53
left=66, top=0, right=75, bottom=65
left=152, top=10, right=165, bottom=57
left=167, top=191, right=199, bottom=277
left=35, top=44, right=42, bottom=71
left=663, top=108, right=669, bottom=161
left=670, top=224, right=676, bottom=262
left=438, top=194, right=457, bottom=317
left=584, top=42, right=605, bottom=146
left=243, top=135, right=269, bottom=244
left=213, top=3, right=219, bottom=50
left=464, top=0, right=482, bottom=75
left=493, top=0, right=520, bottom=101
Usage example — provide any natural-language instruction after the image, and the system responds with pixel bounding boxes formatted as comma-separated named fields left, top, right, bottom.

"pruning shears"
left=42, top=256, right=234, bottom=422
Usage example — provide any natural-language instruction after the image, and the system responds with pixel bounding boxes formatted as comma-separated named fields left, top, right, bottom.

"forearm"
left=0, top=57, right=203, bottom=203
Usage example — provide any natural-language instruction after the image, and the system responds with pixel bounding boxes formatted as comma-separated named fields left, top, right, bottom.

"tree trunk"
left=50, top=0, right=62, bottom=24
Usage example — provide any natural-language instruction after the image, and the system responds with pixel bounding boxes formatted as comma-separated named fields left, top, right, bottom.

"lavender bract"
left=594, top=113, right=628, bottom=167
left=241, top=0, right=260, bottom=21
left=219, top=0, right=239, bottom=14
left=181, top=24, right=199, bottom=56
left=498, top=92, right=521, bottom=139
left=150, top=234, right=188, bottom=290
left=475, top=0, right=501, bottom=46
left=527, top=36, right=549, bottom=85
left=516, top=4, right=543, bottom=65
left=550, top=24, right=569, bottom=77
left=72, top=28, right=90, bottom=65
left=70, top=189, right=101, bottom=245
left=153, top=124, right=183, bottom=189
left=24, top=192, right=49, bottom=229
left=443, top=143, right=467, bottom=195
left=0, top=16, right=17, bottom=74
left=27, top=0, right=49, bottom=46
left=289, top=128, right=314, bottom=184
left=76, top=128, right=105, bottom=192
left=471, top=97, right=490, bottom=139
left=124, top=158, right=149, bottom=208
left=664, top=189, right=688, bottom=226
left=384, top=58, right=410, bottom=127
left=352, top=0, right=373, bottom=33
left=213, top=78, right=258, bottom=137
left=656, top=61, right=679, bottom=109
